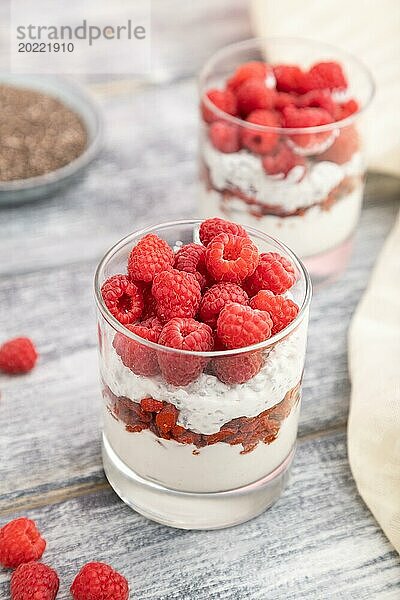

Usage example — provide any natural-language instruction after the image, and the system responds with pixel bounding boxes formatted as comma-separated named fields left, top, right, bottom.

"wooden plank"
left=0, top=80, right=199, bottom=276
left=1, top=431, right=399, bottom=599
left=1, top=180, right=398, bottom=500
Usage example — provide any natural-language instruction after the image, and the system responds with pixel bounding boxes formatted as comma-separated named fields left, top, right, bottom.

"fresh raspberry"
left=201, top=88, right=237, bottom=123
left=283, top=105, right=333, bottom=129
left=283, top=106, right=334, bottom=151
left=157, top=318, right=213, bottom=386
left=317, top=125, right=359, bottom=164
left=0, top=337, right=37, bottom=375
left=113, top=317, right=163, bottom=377
left=212, top=332, right=227, bottom=351
left=199, top=283, right=249, bottom=328
left=273, top=65, right=307, bottom=94
left=70, top=562, right=129, bottom=600
left=101, top=275, right=143, bottom=325
left=174, top=243, right=208, bottom=289
left=262, top=142, right=306, bottom=177
left=152, top=269, right=201, bottom=323
left=199, top=217, right=248, bottom=247
left=305, top=61, right=347, bottom=92
left=209, top=121, right=240, bottom=153
left=235, top=78, right=276, bottom=117
left=217, top=303, right=272, bottom=349
left=213, top=351, right=263, bottom=384
left=0, top=518, right=46, bottom=568
left=250, top=290, right=299, bottom=334
left=141, top=283, right=158, bottom=319
left=334, top=99, right=359, bottom=120
left=274, top=91, right=297, bottom=111
left=128, top=233, right=175, bottom=283
left=227, top=61, right=269, bottom=92
left=11, top=562, right=59, bottom=600
left=296, top=90, right=336, bottom=116
left=244, top=252, right=296, bottom=296
left=241, top=109, right=280, bottom=154
left=205, top=233, right=259, bottom=284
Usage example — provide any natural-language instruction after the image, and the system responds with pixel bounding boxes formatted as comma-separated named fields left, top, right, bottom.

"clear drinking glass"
left=94, top=220, right=311, bottom=529
left=198, top=38, right=375, bottom=284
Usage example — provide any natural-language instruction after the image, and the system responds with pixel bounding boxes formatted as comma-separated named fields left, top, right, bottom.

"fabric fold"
left=348, top=211, right=400, bottom=552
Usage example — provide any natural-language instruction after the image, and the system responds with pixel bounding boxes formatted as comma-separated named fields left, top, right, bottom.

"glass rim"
left=198, top=36, right=376, bottom=135
left=94, top=219, right=312, bottom=358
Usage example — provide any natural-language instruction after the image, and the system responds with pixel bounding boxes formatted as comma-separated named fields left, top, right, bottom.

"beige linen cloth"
left=347, top=212, right=400, bottom=552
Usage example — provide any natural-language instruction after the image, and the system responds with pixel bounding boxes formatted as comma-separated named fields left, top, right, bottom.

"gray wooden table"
left=1, top=3, right=400, bottom=598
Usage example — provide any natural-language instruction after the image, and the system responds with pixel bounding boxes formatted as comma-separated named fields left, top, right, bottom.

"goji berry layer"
left=103, top=382, right=300, bottom=454
left=201, top=161, right=363, bottom=219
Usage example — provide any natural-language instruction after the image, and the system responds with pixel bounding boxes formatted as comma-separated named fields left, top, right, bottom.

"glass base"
left=102, top=434, right=295, bottom=530
left=303, top=236, right=353, bottom=288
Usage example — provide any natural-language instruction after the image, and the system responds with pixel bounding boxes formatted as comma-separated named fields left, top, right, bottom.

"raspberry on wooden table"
left=158, top=317, right=213, bottom=386
left=199, top=217, right=248, bottom=247
left=199, top=282, right=249, bottom=328
left=128, top=233, right=175, bottom=283
left=217, top=303, right=273, bottom=350
left=250, top=290, right=299, bottom=335
left=209, top=121, right=241, bottom=153
left=101, top=275, right=143, bottom=325
left=205, top=233, right=259, bottom=284
left=241, top=109, right=280, bottom=154
left=201, top=88, right=237, bottom=123
left=113, top=317, right=163, bottom=377
left=0, top=517, right=46, bottom=568
left=174, top=243, right=208, bottom=289
left=152, top=269, right=202, bottom=323
left=70, top=562, right=129, bottom=600
left=213, top=350, right=263, bottom=385
left=227, top=61, right=269, bottom=92
left=0, top=337, right=38, bottom=375
left=244, top=252, right=296, bottom=296
left=11, top=562, right=59, bottom=600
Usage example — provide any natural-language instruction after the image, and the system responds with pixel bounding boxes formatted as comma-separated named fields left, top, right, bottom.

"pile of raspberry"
left=0, top=517, right=129, bottom=599
left=101, top=217, right=300, bottom=388
left=202, top=60, right=359, bottom=169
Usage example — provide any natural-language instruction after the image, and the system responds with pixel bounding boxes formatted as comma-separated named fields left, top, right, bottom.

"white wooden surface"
left=1, top=2, right=400, bottom=598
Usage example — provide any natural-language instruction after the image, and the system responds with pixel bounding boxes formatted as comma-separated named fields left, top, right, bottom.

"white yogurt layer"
left=101, top=320, right=307, bottom=436
left=201, top=184, right=363, bottom=259
left=203, top=139, right=363, bottom=212
left=104, top=402, right=300, bottom=492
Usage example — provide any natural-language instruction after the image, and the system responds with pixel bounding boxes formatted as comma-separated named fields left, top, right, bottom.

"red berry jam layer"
left=201, top=160, right=362, bottom=219
left=104, top=382, right=300, bottom=455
